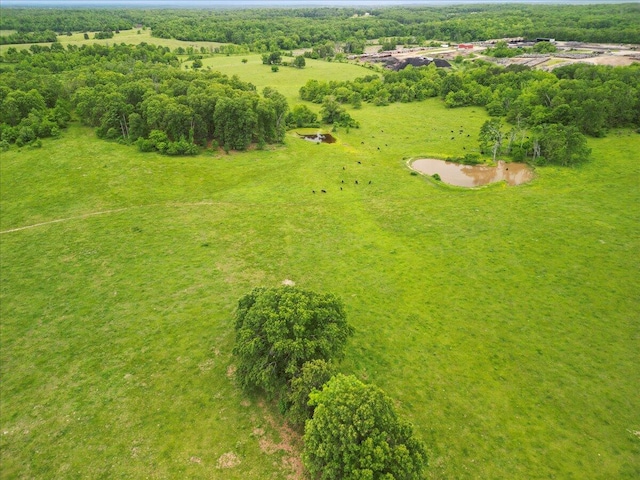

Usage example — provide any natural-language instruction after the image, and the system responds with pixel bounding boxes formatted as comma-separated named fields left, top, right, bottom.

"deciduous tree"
left=303, top=374, right=428, bottom=480
left=233, top=287, right=353, bottom=396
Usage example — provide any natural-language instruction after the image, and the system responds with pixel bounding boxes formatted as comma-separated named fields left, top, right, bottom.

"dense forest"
left=0, top=43, right=288, bottom=153
left=1, top=4, right=639, bottom=47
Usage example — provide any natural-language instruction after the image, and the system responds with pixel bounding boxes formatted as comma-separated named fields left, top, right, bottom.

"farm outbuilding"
left=384, top=56, right=451, bottom=71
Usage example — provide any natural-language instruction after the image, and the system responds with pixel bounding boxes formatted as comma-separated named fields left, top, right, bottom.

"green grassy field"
left=196, top=54, right=378, bottom=105
left=0, top=29, right=223, bottom=55
left=1, top=59, right=639, bottom=479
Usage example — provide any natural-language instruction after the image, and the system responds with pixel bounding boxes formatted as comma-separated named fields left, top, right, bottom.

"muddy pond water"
left=411, top=158, right=534, bottom=187
left=298, top=133, right=336, bottom=144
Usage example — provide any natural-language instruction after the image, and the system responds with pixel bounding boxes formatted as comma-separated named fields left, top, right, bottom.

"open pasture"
left=1, top=58, right=639, bottom=479
left=0, top=29, right=224, bottom=55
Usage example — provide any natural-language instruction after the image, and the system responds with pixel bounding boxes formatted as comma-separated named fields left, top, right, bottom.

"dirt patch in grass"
left=216, top=452, right=240, bottom=469
left=254, top=405, right=304, bottom=480
left=584, top=55, right=639, bottom=67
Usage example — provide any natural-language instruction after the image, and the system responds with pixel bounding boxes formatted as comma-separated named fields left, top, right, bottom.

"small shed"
left=433, top=58, right=452, bottom=68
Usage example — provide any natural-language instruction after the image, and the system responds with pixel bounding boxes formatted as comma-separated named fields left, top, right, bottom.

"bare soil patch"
left=254, top=405, right=304, bottom=480
left=216, top=451, right=241, bottom=469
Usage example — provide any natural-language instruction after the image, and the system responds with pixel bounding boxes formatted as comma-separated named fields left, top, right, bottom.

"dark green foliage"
left=318, top=96, right=360, bottom=129
left=213, top=96, right=258, bottom=151
left=293, top=55, right=306, bottom=69
left=93, top=30, right=114, bottom=40
left=479, top=119, right=504, bottom=162
left=1, top=4, right=639, bottom=50
left=0, top=42, right=287, bottom=153
left=484, top=40, right=520, bottom=58
left=319, top=96, right=343, bottom=124
left=532, top=124, right=591, bottom=166
left=286, top=105, right=319, bottom=128
left=532, top=41, right=557, bottom=54
left=0, top=30, right=57, bottom=45
left=136, top=130, right=198, bottom=156
left=262, top=51, right=282, bottom=65
left=285, top=359, right=334, bottom=428
left=303, top=374, right=428, bottom=480
left=233, top=287, right=353, bottom=397
left=380, top=39, right=397, bottom=52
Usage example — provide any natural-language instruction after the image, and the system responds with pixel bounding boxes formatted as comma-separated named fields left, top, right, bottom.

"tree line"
left=1, top=4, right=639, bottom=48
left=0, top=43, right=289, bottom=154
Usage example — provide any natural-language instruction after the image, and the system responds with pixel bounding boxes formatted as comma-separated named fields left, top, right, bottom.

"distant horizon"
left=1, top=0, right=634, bottom=8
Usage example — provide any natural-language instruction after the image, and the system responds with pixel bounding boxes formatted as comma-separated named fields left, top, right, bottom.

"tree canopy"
left=0, top=43, right=289, bottom=154
left=303, top=374, right=428, bottom=480
left=3, top=4, right=637, bottom=47
left=233, top=287, right=354, bottom=396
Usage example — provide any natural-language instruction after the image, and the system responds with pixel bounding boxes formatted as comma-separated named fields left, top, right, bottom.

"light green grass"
left=198, top=54, right=377, bottom=105
left=1, top=64, right=639, bottom=479
left=0, top=29, right=223, bottom=55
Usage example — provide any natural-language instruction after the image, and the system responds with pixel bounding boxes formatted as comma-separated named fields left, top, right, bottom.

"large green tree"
left=303, top=374, right=428, bottom=480
left=233, top=287, right=353, bottom=396
left=532, top=123, right=591, bottom=166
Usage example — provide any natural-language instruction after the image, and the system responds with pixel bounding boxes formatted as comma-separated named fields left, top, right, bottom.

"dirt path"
left=0, top=201, right=231, bottom=235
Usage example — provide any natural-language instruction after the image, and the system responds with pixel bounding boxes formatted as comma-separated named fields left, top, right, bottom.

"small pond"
left=298, top=133, right=336, bottom=144
left=410, top=158, right=534, bottom=187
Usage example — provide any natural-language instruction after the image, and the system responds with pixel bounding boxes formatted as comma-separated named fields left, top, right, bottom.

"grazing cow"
left=463, top=147, right=466, bottom=150
left=467, top=134, right=470, bottom=137
left=341, top=180, right=345, bottom=183
left=368, top=180, right=372, bottom=184
left=340, top=187, right=343, bottom=190
left=361, top=141, right=364, bottom=144
left=451, top=130, right=454, bottom=133
left=355, top=180, right=359, bottom=184
left=343, top=166, right=346, bottom=170
left=377, top=147, right=380, bottom=150
left=357, top=161, right=361, bottom=164
left=312, top=190, right=316, bottom=194
left=451, top=137, right=455, bottom=140
left=321, top=189, right=326, bottom=193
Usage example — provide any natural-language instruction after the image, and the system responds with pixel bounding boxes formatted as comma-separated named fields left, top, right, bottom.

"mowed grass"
left=198, top=54, right=377, bottom=105
left=1, top=61, right=639, bottom=479
left=0, top=29, right=224, bottom=55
